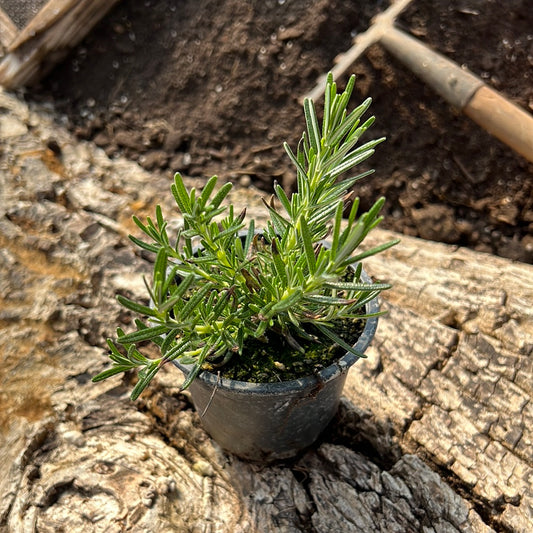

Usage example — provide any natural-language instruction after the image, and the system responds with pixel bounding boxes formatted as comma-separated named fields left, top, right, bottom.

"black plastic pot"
left=174, top=269, right=379, bottom=462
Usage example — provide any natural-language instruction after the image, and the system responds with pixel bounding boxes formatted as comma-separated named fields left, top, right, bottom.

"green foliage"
left=93, top=73, right=398, bottom=399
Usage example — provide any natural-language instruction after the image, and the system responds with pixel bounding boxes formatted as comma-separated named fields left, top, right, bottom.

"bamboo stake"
left=380, top=27, right=533, bottom=163
left=303, top=0, right=414, bottom=103
left=304, top=0, right=533, bottom=163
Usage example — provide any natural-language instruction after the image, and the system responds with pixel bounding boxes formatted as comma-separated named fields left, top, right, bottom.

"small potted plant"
left=93, top=73, right=398, bottom=461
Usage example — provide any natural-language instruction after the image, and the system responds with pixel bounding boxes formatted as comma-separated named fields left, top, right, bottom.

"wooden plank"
left=0, top=7, right=17, bottom=49
left=0, top=0, right=122, bottom=89
left=7, top=0, right=79, bottom=51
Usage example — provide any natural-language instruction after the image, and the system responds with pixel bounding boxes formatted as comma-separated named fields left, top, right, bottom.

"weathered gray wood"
left=354, top=233, right=533, bottom=531
left=0, top=0, right=121, bottom=89
left=1, top=86, right=531, bottom=532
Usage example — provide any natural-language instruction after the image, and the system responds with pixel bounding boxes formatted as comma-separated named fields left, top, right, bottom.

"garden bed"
left=30, top=0, right=533, bottom=262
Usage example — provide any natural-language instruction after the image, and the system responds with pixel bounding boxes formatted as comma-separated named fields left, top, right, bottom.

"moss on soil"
left=204, top=317, right=365, bottom=383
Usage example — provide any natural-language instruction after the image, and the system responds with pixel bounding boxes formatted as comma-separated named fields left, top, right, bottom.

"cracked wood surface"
left=1, top=87, right=532, bottom=532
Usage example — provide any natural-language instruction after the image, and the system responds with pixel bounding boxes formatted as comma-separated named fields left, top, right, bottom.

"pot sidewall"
left=185, top=368, right=350, bottom=461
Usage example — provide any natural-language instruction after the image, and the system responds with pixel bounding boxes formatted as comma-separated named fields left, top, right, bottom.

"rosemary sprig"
left=93, top=73, right=398, bottom=399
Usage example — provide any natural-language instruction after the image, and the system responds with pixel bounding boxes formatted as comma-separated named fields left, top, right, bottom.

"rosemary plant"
left=93, top=73, right=398, bottom=399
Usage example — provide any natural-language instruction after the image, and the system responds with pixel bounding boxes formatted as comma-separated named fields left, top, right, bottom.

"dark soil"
left=210, top=317, right=364, bottom=384
left=29, top=0, right=533, bottom=262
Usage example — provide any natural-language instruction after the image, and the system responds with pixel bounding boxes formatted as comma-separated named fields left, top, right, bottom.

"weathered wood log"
left=350, top=236, right=533, bottom=531
left=0, top=0, right=121, bottom=89
left=1, top=87, right=531, bottom=532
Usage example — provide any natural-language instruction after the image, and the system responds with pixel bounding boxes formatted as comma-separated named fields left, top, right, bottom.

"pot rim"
left=173, top=269, right=379, bottom=395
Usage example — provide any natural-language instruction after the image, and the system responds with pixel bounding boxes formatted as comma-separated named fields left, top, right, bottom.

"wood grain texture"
left=0, top=7, right=18, bottom=49
left=0, top=0, right=121, bottom=88
left=1, top=87, right=531, bottom=532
